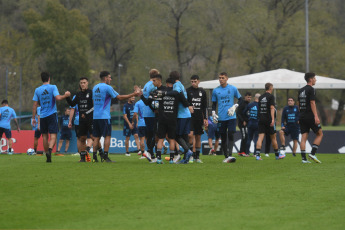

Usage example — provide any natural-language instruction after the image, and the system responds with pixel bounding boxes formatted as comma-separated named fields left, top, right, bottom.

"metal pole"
left=19, top=66, right=22, bottom=127
left=305, top=0, right=309, bottom=72
left=118, top=63, right=123, bottom=127
left=5, top=66, right=8, bottom=99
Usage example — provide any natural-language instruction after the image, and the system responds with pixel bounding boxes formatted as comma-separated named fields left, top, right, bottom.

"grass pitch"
left=0, top=153, right=344, bottom=230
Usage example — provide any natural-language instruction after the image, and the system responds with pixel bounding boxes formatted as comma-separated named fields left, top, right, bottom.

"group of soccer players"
left=0, top=69, right=322, bottom=164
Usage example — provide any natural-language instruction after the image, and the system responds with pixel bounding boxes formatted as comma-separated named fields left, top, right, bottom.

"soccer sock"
left=221, top=133, right=228, bottom=158
left=48, top=148, right=52, bottom=154
left=34, top=148, right=37, bottom=153
left=281, top=145, right=285, bottom=150
left=255, top=149, right=261, bottom=157
left=196, top=148, right=200, bottom=159
left=8, top=148, right=12, bottom=152
left=104, top=151, right=109, bottom=159
left=93, top=151, right=97, bottom=159
left=80, top=151, right=86, bottom=161
left=86, top=146, right=91, bottom=153
left=274, top=149, right=279, bottom=157
left=227, top=132, right=234, bottom=157
left=170, top=150, right=175, bottom=161
left=301, top=150, right=307, bottom=161
left=157, top=149, right=162, bottom=160
left=311, top=144, right=319, bottom=155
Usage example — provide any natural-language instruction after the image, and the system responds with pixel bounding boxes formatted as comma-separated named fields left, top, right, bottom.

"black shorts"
left=0, top=128, right=11, bottom=138
left=123, top=125, right=138, bottom=137
left=218, top=119, right=236, bottom=134
left=79, top=119, right=93, bottom=137
left=176, top=118, right=191, bottom=136
left=93, top=119, right=112, bottom=138
left=283, top=124, right=300, bottom=140
left=299, top=118, right=321, bottom=134
left=157, top=120, right=177, bottom=139
left=60, top=130, right=72, bottom=140
left=258, top=121, right=276, bottom=135
left=190, top=118, right=204, bottom=135
left=138, top=126, right=146, bottom=138
left=40, top=113, right=59, bottom=134
left=34, top=129, right=41, bottom=138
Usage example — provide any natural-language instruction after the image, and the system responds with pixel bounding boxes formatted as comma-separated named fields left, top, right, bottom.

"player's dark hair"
left=149, top=69, right=160, bottom=78
left=288, top=97, right=295, bottom=101
left=265, top=83, right=273, bottom=90
left=190, top=75, right=199, bottom=80
left=41, top=72, right=50, bottom=82
left=219, top=72, right=228, bottom=77
left=304, top=72, right=315, bottom=82
left=245, top=92, right=252, bottom=96
left=153, top=74, right=162, bottom=80
left=100, top=71, right=110, bottom=79
left=166, top=78, right=175, bottom=84
left=1, top=100, right=8, bottom=105
left=79, top=77, right=88, bottom=81
left=169, top=71, right=180, bottom=81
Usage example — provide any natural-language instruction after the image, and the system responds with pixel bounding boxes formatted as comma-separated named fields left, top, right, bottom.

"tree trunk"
left=332, top=89, right=345, bottom=126
left=213, top=42, right=224, bottom=79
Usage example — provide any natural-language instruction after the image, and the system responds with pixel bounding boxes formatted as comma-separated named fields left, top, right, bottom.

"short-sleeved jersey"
left=212, top=84, right=241, bottom=121
left=32, top=84, right=60, bottom=118
left=123, top=102, right=135, bottom=124
left=142, top=81, right=157, bottom=118
left=258, top=92, right=275, bottom=123
left=298, top=85, right=315, bottom=120
left=60, top=115, right=70, bottom=132
left=0, top=106, right=16, bottom=129
left=281, top=105, right=299, bottom=127
left=173, top=81, right=191, bottom=119
left=133, top=100, right=146, bottom=127
left=67, top=89, right=93, bottom=122
left=70, top=95, right=79, bottom=126
left=92, top=83, right=119, bottom=120
left=32, top=107, right=41, bottom=130
left=186, top=86, right=207, bottom=120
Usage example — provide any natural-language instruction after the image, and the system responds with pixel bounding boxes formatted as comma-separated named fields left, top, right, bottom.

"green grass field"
left=0, top=154, right=344, bottom=230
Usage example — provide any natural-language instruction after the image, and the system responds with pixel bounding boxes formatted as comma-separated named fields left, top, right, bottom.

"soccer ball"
left=27, top=148, right=36, bottom=155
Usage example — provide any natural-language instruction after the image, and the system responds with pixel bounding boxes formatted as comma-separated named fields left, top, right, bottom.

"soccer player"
left=32, top=106, right=42, bottom=154
left=186, top=75, right=207, bottom=163
left=0, top=100, right=20, bottom=154
left=211, top=72, right=241, bottom=163
left=32, top=72, right=70, bottom=162
left=279, top=97, right=300, bottom=157
left=92, top=70, right=141, bottom=163
left=170, top=71, right=194, bottom=163
left=237, top=92, right=252, bottom=156
left=255, top=83, right=283, bottom=161
left=57, top=108, right=72, bottom=154
left=207, top=115, right=220, bottom=156
left=66, top=77, right=94, bottom=162
left=133, top=98, right=147, bottom=159
left=123, top=96, right=140, bottom=156
left=142, top=69, right=159, bottom=161
left=243, top=93, right=260, bottom=156
left=298, top=72, right=323, bottom=163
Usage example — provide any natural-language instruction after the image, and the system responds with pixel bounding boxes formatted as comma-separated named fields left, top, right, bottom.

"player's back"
left=258, top=92, right=275, bottom=123
left=298, top=85, right=315, bottom=119
left=33, top=84, right=59, bottom=118
left=0, top=106, right=16, bottom=129
left=92, top=83, right=118, bottom=119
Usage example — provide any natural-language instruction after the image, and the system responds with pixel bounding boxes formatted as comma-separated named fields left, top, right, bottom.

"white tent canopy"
left=199, top=69, right=345, bottom=89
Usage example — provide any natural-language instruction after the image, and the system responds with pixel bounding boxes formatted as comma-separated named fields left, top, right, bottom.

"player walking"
left=32, top=72, right=70, bottom=162
left=237, top=92, right=251, bottom=156
left=0, top=100, right=20, bottom=154
left=211, top=72, right=241, bottom=163
left=66, top=77, right=95, bottom=162
left=243, top=93, right=260, bottom=156
left=279, top=97, right=300, bottom=157
left=123, top=96, right=140, bottom=156
left=92, top=71, right=140, bottom=162
left=255, top=83, right=283, bottom=160
left=298, top=72, right=323, bottom=163
left=186, top=75, right=207, bottom=163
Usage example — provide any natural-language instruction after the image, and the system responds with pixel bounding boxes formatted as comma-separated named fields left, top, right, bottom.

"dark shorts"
left=40, top=113, right=59, bottom=134
left=258, top=120, right=276, bottom=135
left=208, top=124, right=220, bottom=140
left=75, top=125, right=79, bottom=138
left=218, top=119, right=236, bottom=134
left=123, top=125, right=138, bottom=137
left=93, top=119, right=112, bottom=138
left=138, top=126, right=146, bottom=138
left=0, top=128, right=11, bottom=139
left=283, top=124, right=300, bottom=140
left=79, top=119, right=93, bottom=137
left=157, top=120, right=177, bottom=139
left=190, top=117, right=204, bottom=135
left=299, top=118, right=321, bottom=134
left=34, top=129, right=41, bottom=138
left=176, top=118, right=191, bottom=136
left=144, top=117, right=157, bottom=132
left=60, top=130, right=72, bottom=140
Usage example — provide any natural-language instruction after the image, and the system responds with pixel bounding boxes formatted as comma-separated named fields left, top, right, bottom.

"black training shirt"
left=298, top=85, right=316, bottom=120
left=186, top=86, right=207, bottom=120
